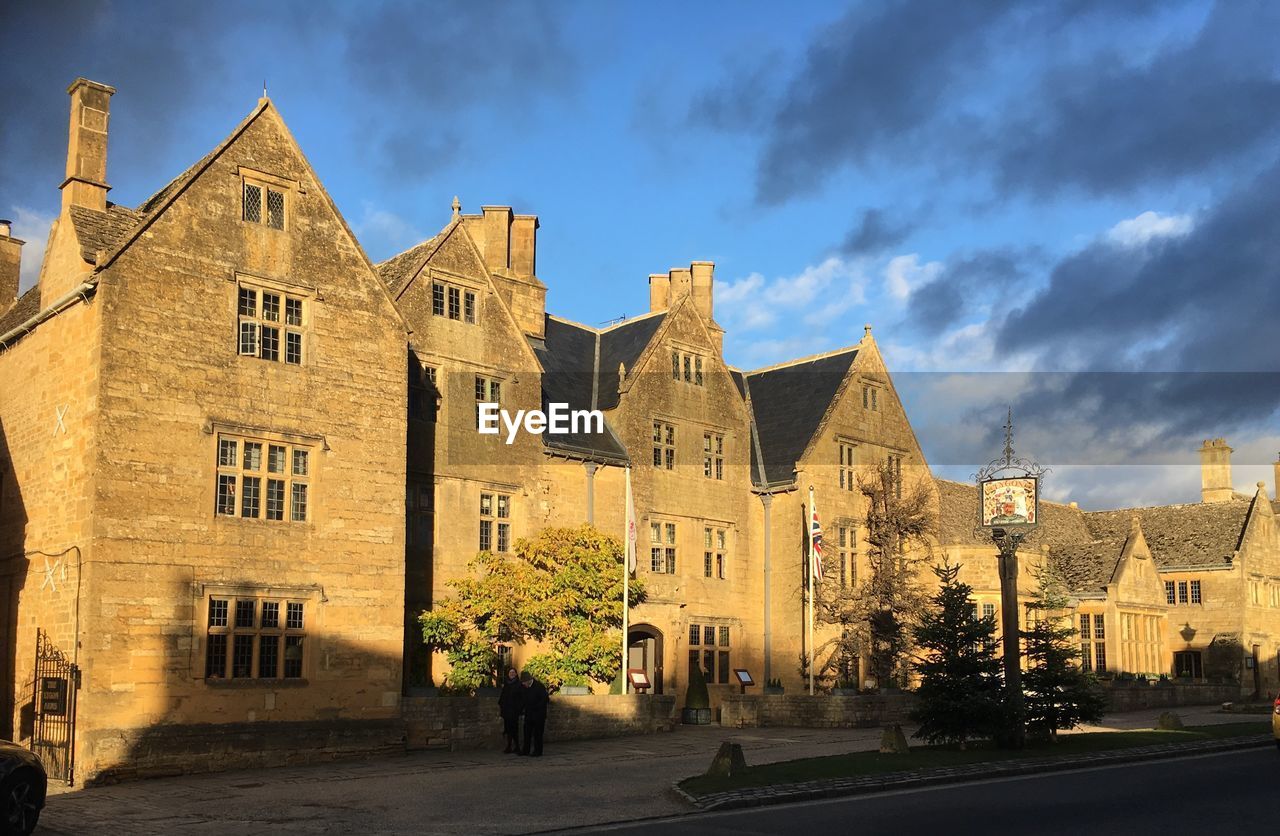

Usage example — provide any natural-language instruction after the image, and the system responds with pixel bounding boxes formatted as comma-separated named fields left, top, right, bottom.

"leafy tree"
left=420, top=525, right=645, bottom=691
left=1021, top=563, right=1107, bottom=740
left=815, top=461, right=933, bottom=690
left=910, top=560, right=1004, bottom=748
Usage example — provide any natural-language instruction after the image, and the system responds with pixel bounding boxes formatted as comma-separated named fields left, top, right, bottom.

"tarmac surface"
left=36, top=706, right=1254, bottom=834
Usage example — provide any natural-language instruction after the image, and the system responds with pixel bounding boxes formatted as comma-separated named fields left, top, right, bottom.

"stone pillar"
left=760, top=493, right=773, bottom=684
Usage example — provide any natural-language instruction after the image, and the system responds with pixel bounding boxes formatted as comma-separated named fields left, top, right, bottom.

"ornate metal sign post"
left=975, top=409, right=1047, bottom=749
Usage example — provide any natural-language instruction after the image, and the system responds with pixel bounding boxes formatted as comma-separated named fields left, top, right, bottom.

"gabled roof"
left=376, top=228, right=449, bottom=295
left=597, top=312, right=666, bottom=411
left=0, top=285, right=42, bottom=337
left=1050, top=539, right=1126, bottom=595
left=744, top=349, right=858, bottom=485
left=66, top=203, right=142, bottom=262
left=533, top=314, right=627, bottom=462
left=1084, top=499, right=1251, bottom=569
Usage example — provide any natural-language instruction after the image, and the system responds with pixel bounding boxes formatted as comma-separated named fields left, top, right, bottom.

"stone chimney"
left=648, top=273, right=669, bottom=312
left=462, top=203, right=545, bottom=339
left=1199, top=438, right=1234, bottom=503
left=0, top=220, right=22, bottom=311
left=669, top=265, right=692, bottom=303
left=1273, top=453, right=1279, bottom=505
left=690, top=261, right=714, bottom=322
left=510, top=215, right=537, bottom=278
left=61, top=78, right=115, bottom=213
left=480, top=206, right=512, bottom=272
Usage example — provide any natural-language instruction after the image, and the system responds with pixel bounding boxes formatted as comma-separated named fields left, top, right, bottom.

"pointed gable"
left=597, top=312, right=666, bottom=411
left=744, top=349, right=858, bottom=485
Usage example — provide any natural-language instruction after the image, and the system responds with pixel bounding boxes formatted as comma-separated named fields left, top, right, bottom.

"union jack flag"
left=810, top=502, right=825, bottom=583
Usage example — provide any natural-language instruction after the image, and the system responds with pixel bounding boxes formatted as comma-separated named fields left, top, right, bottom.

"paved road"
left=564, top=747, right=1280, bottom=835
left=34, top=707, right=1259, bottom=834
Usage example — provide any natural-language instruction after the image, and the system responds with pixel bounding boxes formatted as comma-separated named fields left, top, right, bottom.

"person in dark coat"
left=498, top=667, right=523, bottom=754
left=519, top=671, right=549, bottom=756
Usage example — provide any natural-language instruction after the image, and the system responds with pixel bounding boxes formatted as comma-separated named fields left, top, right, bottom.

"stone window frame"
left=479, top=490, right=512, bottom=553
left=861, top=383, right=880, bottom=412
left=407, top=478, right=435, bottom=548
left=648, top=518, right=677, bottom=574
left=702, top=431, right=725, bottom=480
left=409, top=360, right=441, bottom=423
left=652, top=420, right=676, bottom=470
left=238, top=167, right=294, bottom=231
left=1079, top=612, right=1106, bottom=673
left=209, top=423, right=321, bottom=525
left=835, top=519, right=859, bottom=587
left=428, top=269, right=480, bottom=326
left=670, top=348, right=706, bottom=387
left=702, top=525, right=728, bottom=580
left=235, top=273, right=313, bottom=366
left=837, top=440, right=858, bottom=491
left=687, top=619, right=731, bottom=684
left=195, top=582, right=321, bottom=684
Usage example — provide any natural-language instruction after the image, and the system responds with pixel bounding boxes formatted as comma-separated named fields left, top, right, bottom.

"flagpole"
left=807, top=484, right=815, bottom=696
left=622, top=465, right=632, bottom=694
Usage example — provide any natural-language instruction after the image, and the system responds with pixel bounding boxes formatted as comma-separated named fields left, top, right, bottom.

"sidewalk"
left=37, top=707, right=1249, bottom=834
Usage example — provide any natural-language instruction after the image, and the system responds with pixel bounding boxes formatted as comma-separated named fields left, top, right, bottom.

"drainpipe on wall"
left=584, top=462, right=598, bottom=525
left=761, top=492, right=773, bottom=684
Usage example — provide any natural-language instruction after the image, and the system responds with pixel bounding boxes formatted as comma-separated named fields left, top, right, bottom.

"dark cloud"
left=999, top=161, right=1280, bottom=374
left=904, top=248, right=1029, bottom=331
left=750, top=1, right=1014, bottom=204
left=840, top=208, right=913, bottom=256
left=0, top=0, right=230, bottom=198
left=691, top=0, right=1275, bottom=204
left=0, top=0, right=577, bottom=204
left=996, top=2, right=1280, bottom=196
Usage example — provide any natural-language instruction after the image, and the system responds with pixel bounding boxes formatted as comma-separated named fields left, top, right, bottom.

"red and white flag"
left=809, top=496, right=825, bottom=583
left=624, top=466, right=637, bottom=574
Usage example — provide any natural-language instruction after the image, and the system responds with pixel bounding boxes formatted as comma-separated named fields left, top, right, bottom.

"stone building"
left=379, top=206, right=928, bottom=712
left=0, top=80, right=409, bottom=782
left=936, top=440, right=1280, bottom=698
left=3, top=79, right=1279, bottom=783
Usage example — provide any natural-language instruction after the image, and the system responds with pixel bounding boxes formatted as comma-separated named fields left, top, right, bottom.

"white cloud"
left=715, top=256, right=868, bottom=334
left=351, top=203, right=427, bottom=263
left=884, top=253, right=942, bottom=301
left=7, top=205, right=55, bottom=294
left=1106, top=210, right=1194, bottom=247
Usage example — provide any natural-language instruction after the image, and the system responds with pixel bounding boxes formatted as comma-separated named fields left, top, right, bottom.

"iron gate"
left=32, top=629, right=79, bottom=784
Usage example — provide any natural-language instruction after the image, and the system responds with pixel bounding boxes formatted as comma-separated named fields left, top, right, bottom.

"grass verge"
left=679, top=722, right=1270, bottom=797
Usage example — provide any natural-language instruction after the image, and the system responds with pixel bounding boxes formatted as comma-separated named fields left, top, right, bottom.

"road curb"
left=677, top=734, right=1273, bottom=811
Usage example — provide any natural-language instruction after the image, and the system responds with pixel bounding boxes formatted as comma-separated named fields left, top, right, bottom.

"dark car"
left=0, top=742, right=45, bottom=836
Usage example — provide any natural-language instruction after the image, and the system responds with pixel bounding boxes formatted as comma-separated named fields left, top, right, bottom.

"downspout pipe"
left=0, top=279, right=98, bottom=350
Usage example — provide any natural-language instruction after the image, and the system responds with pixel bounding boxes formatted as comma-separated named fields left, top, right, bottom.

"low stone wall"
left=85, top=718, right=407, bottom=785
left=402, top=693, right=677, bottom=750
left=720, top=693, right=917, bottom=729
left=1102, top=682, right=1240, bottom=712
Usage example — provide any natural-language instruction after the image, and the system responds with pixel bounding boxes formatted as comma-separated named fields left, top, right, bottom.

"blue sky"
left=4, top=1, right=1278, bottom=508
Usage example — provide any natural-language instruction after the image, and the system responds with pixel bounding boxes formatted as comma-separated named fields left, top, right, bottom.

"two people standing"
left=498, top=668, right=549, bottom=757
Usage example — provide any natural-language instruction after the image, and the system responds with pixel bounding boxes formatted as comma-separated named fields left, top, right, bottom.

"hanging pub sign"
left=979, top=476, right=1039, bottom=529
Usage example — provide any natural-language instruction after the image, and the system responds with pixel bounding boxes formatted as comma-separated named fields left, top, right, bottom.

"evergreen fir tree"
left=910, top=560, right=1003, bottom=748
left=1021, top=564, right=1107, bottom=740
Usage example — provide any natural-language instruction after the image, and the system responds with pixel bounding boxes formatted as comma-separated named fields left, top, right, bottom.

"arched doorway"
left=627, top=625, right=664, bottom=694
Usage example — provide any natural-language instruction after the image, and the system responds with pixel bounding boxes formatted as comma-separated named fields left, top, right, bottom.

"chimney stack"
left=1199, top=438, right=1234, bottom=503
left=648, top=273, right=670, bottom=312
left=668, top=266, right=692, bottom=303
left=1273, top=453, right=1279, bottom=506
left=0, top=220, right=22, bottom=311
left=510, top=214, right=538, bottom=278
left=690, top=261, right=714, bottom=322
left=480, top=206, right=512, bottom=273
left=61, top=78, right=115, bottom=213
